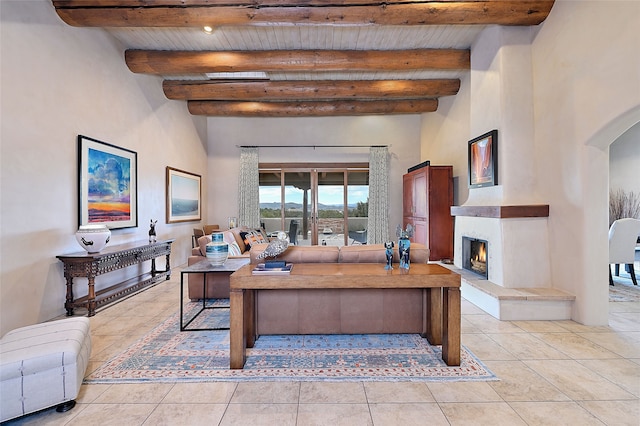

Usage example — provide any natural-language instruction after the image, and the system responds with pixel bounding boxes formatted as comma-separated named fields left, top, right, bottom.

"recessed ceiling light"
left=203, top=26, right=214, bottom=34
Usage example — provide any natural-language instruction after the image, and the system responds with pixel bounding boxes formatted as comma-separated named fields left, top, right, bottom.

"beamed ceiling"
left=52, top=1, right=555, bottom=117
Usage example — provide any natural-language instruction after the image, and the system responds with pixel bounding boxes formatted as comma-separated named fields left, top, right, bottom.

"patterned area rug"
left=85, top=301, right=496, bottom=383
left=610, top=274, right=640, bottom=302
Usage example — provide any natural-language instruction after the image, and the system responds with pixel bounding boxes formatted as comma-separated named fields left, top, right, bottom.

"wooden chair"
left=192, top=228, right=205, bottom=248
left=203, top=224, right=220, bottom=235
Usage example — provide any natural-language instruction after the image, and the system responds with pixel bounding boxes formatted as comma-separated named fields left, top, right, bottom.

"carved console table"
left=57, top=239, right=174, bottom=316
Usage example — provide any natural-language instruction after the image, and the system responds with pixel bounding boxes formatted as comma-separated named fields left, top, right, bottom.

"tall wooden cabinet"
left=402, top=165, right=454, bottom=261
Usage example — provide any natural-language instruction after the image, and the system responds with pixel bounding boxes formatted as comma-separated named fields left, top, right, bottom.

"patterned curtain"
left=237, top=147, right=260, bottom=228
left=367, top=146, right=390, bottom=244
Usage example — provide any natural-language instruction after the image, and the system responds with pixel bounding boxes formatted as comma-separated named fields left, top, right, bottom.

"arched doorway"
left=583, top=105, right=640, bottom=323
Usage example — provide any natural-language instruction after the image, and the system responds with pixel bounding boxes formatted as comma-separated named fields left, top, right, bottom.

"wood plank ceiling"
left=52, top=1, right=555, bottom=117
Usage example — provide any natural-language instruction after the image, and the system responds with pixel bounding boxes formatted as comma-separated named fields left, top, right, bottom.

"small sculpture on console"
left=149, top=219, right=157, bottom=243
left=384, top=241, right=395, bottom=270
left=396, top=224, right=414, bottom=270
left=256, top=238, right=289, bottom=260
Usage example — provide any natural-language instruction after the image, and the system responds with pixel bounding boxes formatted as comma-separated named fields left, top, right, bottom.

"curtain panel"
left=367, top=146, right=390, bottom=244
left=237, top=147, right=260, bottom=228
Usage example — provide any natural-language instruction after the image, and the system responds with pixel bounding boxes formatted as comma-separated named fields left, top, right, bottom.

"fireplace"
left=462, top=236, right=488, bottom=279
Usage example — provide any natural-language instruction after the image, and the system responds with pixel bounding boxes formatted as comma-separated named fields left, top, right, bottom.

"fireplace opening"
left=462, top=237, right=488, bottom=278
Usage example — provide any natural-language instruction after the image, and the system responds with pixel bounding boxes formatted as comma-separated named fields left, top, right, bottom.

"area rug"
left=85, top=301, right=496, bottom=383
left=610, top=274, right=640, bottom=302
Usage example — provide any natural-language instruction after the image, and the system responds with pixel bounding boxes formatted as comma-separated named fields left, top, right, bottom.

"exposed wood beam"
left=163, top=79, right=460, bottom=101
left=53, top=1, right=555, bottom=27
left=188, top=99, right=439, bottom=117
left=126, top=49, right=470, bottom=75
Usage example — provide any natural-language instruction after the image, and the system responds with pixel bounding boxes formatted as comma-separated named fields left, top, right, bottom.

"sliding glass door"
left=259, top=164, right=369, bottom=247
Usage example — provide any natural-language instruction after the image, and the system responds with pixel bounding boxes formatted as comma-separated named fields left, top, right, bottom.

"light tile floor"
left=5, top=267, right=639, bottom=425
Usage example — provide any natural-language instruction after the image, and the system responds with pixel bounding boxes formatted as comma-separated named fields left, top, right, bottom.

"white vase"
left=206, top=232, right=229, bottom=265
left=76, top=224, right=111, bottom=253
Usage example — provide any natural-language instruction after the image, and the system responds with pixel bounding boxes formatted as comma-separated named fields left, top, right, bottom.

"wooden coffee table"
left=229, top=263, right=461, bottom=368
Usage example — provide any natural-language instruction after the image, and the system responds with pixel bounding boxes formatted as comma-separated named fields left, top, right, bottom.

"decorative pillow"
left=240, top=230, right=267, bottom=249
left=228, top=241, right=242, bottom=256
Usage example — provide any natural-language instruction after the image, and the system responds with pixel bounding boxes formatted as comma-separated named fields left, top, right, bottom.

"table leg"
left=245, top=289, right=256, bottom=348
left=64, top=273, right=75, bottom=316
left=151, top=258, right=157, bottom=276
left=87, top=275, right=97, bottom=317
left=230, top=289, right=246, bottom=369
left=180, top=271, right=185, bottom=330
left=442, top=287, right=461, bottom=366
left=424, top=287, right=442, bottom=345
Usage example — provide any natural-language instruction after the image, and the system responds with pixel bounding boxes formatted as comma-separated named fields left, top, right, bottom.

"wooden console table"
left=57, top=239, right=174, bottom=316
left=229, top=263, right=461, bottom=369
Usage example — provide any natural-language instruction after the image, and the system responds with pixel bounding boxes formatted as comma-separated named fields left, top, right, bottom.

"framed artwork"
left=166, top=166, right=201, bottom=223
left=468, top=129, right=498, bottom=188
left=78, top=135, right=138, bottom=229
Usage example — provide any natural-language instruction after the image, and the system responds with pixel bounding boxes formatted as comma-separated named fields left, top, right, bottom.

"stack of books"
left=251, top=261, right=293, bottom=275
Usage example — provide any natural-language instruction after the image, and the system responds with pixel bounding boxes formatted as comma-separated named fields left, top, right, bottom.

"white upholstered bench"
left=0, top=317, right=91, bottom=422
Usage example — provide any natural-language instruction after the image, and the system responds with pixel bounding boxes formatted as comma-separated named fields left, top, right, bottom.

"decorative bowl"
left=75, top=224, right=111, bottom=253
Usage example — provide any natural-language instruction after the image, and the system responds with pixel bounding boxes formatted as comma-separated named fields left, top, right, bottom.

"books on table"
left=252, top=262, right=293, bottom=275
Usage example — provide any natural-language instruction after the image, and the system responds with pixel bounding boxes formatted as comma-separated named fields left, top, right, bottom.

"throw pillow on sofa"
left=240, top=230, right=267, bottom=250
left=228, top=241, right=242, bottom=256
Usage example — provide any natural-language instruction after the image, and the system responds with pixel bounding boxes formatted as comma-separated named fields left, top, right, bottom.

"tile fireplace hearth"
left=450, top=204, right=575, bottom=321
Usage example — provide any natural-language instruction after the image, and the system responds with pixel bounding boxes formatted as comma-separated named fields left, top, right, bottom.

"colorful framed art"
left=78, top=135, right=138, bottom=229
left=468, top=129, right=498, bottom=188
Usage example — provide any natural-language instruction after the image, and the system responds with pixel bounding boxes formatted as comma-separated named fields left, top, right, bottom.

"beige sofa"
left=187, top=227, right=256, bottom=299
left=247, top=242, right=431, bottom=335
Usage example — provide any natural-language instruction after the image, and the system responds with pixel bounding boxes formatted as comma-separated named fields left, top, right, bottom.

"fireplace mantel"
left=450, top=205, right=549, bottom=219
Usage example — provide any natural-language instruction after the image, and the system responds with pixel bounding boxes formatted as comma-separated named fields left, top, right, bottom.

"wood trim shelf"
left=450, top=205, right=549, bottom=219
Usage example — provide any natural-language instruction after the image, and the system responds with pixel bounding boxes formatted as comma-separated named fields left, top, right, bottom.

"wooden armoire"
left=402, top=165, right=454, bottom=261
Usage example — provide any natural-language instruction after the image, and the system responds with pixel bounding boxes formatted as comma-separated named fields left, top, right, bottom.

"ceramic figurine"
left=384, top=241, right=394, bottom=270
left=396, top=224, right=414, bottom=270
left=149, top=219, right=157, bottom=242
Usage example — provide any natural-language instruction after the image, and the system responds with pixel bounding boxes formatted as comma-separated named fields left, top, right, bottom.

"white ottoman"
left=0, top=317, right=91, bottom=422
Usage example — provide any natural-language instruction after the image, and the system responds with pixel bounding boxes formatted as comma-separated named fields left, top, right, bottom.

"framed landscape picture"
left=166, top=167, right=201, bottom=223
left=78, top=135, right=138, bottom=229
left=468, top=129, right=498, bottom=188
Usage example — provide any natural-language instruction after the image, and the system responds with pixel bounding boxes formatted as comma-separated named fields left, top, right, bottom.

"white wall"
left=420, top=74, right=471, bottom=206
left=205, top=115, right=422, bottom=239
left=421, top=0, right=640, bottom=324
left=532, top=0, right=640, bottom=324
left=610, top=122, right=640, bottom=195
left=1, top=0, right=208, bottom=334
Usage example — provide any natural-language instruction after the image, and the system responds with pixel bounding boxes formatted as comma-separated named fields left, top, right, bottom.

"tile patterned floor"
left=5, top=267, right=639, bottom=425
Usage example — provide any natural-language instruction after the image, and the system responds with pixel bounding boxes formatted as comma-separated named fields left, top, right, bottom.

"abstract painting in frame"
left=78, top=135, right=138, bottom=229
left=468, top=129, right=498, bottom=188
left=166, top=167, right=201, bottom=223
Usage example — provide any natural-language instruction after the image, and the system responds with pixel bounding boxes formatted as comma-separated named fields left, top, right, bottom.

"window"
left=259, top=164, right=369, bottom=246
